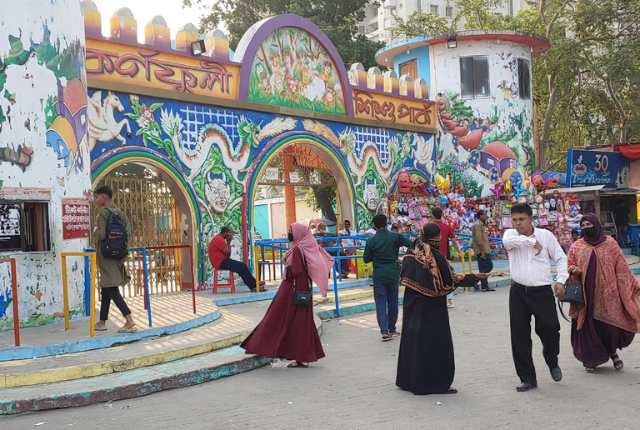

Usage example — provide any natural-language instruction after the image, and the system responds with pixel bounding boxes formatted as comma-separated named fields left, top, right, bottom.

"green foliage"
left=390, top=0, right=640, bottom=167
left=183, top=0, right=384, bottom=68
left=390, top=11, right=451, bottom=39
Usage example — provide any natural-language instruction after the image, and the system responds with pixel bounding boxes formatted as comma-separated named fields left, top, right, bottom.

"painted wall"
left=0, top=0, right=90, bottom=329
left=394, top=46, right=430, bottom=87
left=88, top=89, right=437, bottom=282
left=428, top=40, right=535, bottom=197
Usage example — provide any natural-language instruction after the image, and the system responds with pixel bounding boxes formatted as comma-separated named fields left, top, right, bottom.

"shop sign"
left=62, top=199, right=90, bottom=240
left=566, top=149, right=629, bottom=187
left=353, top=89, right=437, bottom=130
left=86, top=39, right=239, bottom=100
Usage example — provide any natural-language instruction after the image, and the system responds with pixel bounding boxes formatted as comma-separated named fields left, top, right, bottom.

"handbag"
left=293, top=254, right=313, bottom=306
left=560, top=278, right=584, bottom=304
left=557, top=277, right=584, bottom=322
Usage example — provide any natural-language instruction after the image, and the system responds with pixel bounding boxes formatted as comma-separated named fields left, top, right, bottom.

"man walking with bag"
left=364, top=214, right=413, bottom=342
left=503, top=203, right=568, bottom=392
left=472, top=210, right=495, bottom=292
left=93, top=185, right=136, bottom=333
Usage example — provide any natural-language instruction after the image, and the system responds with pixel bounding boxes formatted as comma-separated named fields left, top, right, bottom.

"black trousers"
left=100, top=287, right=131, bottom=321
left=509, top=283, right=560, bottom=384
left=220, top=258, right=257, bottom=291
left=477, top=255, right=493, bottom=290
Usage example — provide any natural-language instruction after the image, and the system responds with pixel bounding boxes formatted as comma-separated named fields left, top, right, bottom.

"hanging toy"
left=504, top=179, right=512, bottom=194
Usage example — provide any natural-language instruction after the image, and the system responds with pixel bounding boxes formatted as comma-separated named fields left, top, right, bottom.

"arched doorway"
left=92, top=161, right=196, bottom=297
left=244, top=134, right=356, bottom=264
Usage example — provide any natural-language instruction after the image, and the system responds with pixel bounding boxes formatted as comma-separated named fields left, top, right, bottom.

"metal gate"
left=92, top=163, right=183, bottom=297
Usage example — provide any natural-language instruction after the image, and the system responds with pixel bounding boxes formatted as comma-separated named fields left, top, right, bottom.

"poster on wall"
left=62, top=199, right=90, bottom=240
left=0, top=203, right=22, bottom=250
left=567, top=149, right=629, bottom=187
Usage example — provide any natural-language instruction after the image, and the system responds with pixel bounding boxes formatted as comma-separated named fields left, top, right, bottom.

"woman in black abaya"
left=396, top=223, right=487, bottom=395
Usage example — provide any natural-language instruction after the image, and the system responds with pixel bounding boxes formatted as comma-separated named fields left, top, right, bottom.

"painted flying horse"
left=88, top=91, right=132, bottom=151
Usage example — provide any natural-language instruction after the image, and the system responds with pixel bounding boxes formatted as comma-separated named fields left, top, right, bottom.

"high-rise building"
left=360, top=0, right=526, bottom=44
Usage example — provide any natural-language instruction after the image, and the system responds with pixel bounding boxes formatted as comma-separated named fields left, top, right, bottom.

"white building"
left=360, top=0, right=527, bottom=44
left=375, top=30, right=549, bottom=194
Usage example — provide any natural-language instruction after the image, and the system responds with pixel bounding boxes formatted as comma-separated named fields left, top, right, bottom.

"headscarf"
left=580, top=213, right=606, bottom=246
left=400, top=223, right=455, bottom=298
left=422, top=223, right=441, bottom=242
left=285, top=223, right=333, bottom=295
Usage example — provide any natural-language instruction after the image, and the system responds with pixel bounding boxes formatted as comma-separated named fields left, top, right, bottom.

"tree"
left=390, top=0, right=640, bottom=169
left=183, top=0, right=385, bottom=68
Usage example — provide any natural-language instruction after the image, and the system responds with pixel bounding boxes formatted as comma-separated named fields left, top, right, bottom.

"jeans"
left=373, top=281, right=399, bottom=334
left=477, top=255, right=493, bottom=290
left=220, top=258, right=257, bottom=291
left=99, top=287, right=131, bottom=321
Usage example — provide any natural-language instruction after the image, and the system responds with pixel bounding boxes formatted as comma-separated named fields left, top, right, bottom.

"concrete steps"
left=0, top=288, right=375, bottom=391
left=0, top=346, right=271, bottom=415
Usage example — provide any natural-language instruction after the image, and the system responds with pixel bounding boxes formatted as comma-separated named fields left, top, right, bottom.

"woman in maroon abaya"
left=566, top=213, right=640, bottom=372
left=241, top=223, right=332, bottom=367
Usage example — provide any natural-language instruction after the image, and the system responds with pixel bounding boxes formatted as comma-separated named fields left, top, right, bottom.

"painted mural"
left=89, top=89, right=437, bottom=279
left=430, top=44, right=535, bottom=199
left=248, top=27, right=346, bottom=115
left=0, top=0, right=90, bottom=330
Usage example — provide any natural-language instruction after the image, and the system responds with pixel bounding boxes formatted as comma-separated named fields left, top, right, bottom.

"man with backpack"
left=93, top=185, right=136, bottom=332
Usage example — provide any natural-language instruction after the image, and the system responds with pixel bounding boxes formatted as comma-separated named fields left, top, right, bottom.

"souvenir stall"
left=386, top=170, right=434, bottom=234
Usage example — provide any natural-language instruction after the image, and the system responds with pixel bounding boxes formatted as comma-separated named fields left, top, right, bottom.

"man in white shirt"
left=503, top=203, right=568, bottom=393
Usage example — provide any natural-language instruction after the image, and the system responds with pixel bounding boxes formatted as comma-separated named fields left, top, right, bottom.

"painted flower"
left=160, top=108, right=183, bottom=140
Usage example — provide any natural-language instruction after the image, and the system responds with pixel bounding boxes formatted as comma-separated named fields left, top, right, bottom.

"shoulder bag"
left=293, top=252, right=313, bottom=306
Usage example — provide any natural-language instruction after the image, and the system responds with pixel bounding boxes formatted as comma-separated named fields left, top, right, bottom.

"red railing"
left=0, top=258, right=20, bottom=346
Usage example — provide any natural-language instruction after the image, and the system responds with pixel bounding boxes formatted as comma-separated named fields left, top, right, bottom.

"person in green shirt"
left=364, top=214, right=413, bottom=341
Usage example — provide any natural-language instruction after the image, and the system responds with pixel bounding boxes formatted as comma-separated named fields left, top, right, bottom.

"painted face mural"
left=364, top=180, right=380, bottom=211
left=206, top=175, right=231, bottom=214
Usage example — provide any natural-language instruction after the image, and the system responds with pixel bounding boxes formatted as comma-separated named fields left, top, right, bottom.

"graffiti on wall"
left=89, top=89, right=437, bottom=271
left=248, top=27, right=346, bottom=115
left=0, top=0, right=90, bottom=328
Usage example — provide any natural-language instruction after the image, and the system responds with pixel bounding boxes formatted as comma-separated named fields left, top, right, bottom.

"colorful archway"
left=91, top=147, right=204, bottom=282
left=242, top=132, right=356, bottom=264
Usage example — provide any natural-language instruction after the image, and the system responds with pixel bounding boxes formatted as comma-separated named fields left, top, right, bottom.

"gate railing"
left=60, top=251, right=98, bottom=337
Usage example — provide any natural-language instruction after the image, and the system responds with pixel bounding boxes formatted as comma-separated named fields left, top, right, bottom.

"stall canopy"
left=543, top=185, right=605, bottom=195
left=615, top=144, right=640, bottom=161
left=599, top=187, right=640, bottom=197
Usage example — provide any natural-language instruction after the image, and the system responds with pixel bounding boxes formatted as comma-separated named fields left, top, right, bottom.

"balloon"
left=504, top=179, right=511, bottom=193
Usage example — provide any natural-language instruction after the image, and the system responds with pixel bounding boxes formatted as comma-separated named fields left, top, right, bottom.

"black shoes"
left=550, top=367, right=563, bottom=382
left=481, top=287, right=496, bottom=292
left=516, top=382, right=538, bottom=392
left=381, top=333, right=393, bottom=342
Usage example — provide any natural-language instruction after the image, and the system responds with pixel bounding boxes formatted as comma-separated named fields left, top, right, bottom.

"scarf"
left=581, top=213, right=606, bottom=246
left=285, top=223, right=333, bottom=295
left=400, top=240, right=456, bottom=298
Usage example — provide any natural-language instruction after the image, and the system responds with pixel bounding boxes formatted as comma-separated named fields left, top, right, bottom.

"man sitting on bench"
left=208, top=226, right=265, bottom=292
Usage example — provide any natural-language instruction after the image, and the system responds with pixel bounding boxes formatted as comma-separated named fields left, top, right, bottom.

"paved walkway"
left=0, top=292, right=217, bottom=349
left=3, top=287, right=638, bottom=429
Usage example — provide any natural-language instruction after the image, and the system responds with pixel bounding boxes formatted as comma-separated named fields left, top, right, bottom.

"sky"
left=92, top=0, right=211, bottom=41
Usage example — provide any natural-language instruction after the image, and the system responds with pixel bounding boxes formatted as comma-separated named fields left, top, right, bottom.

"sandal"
left=287, top=361, right=308, bottom=368
left=118, top=325, right=137, bottom=333
left=611, top=354, right=624, bottom=371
